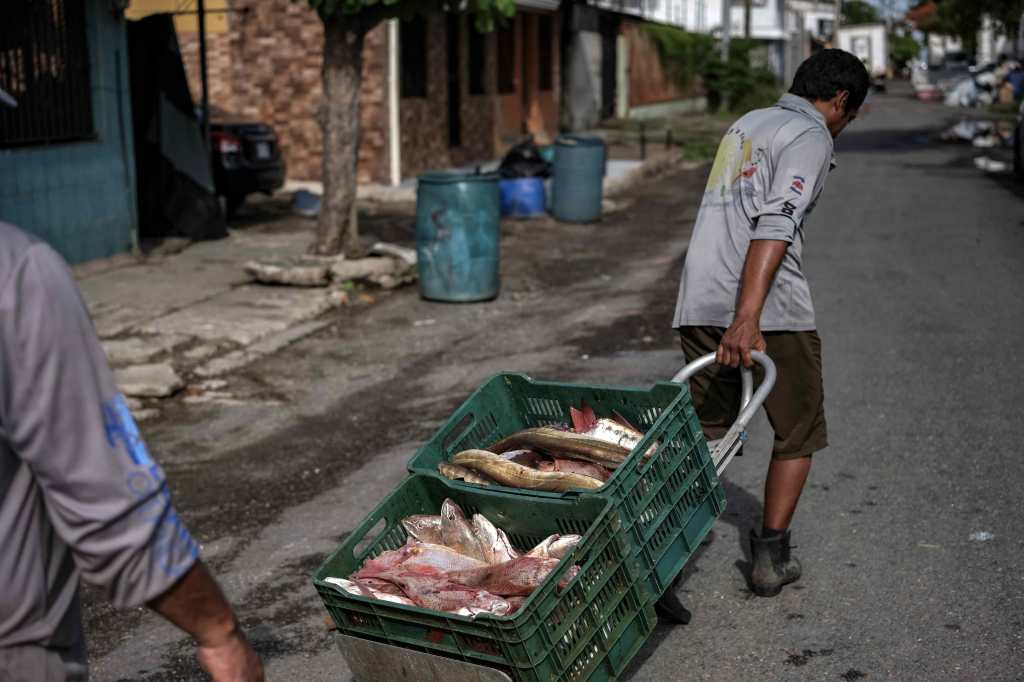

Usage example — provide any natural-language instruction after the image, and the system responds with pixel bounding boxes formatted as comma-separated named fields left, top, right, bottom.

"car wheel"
left=225, top=193, right=246, bottom=218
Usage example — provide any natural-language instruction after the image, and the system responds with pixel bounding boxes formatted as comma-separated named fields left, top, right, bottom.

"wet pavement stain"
left=841, top=669, right=867, bottom=680
left=784, top=648, right=835, bottom=666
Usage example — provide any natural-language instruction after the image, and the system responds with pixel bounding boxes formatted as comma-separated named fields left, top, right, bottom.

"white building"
left=588, top=0, right=691, bottom=28
left=590, top=0, right=788, bottom=41
left=788, top=0, right=837, bottom=41
left=837, top=23, right=888, bottom=77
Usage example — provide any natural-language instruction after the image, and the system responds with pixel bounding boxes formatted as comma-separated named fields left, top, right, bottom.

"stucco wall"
left=0, top=0, right=137, bottom=264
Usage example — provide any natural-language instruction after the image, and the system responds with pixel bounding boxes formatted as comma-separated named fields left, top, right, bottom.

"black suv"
left=202, top=108, right=286, bottom=216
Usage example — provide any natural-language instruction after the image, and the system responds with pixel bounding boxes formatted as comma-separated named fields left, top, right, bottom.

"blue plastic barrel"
left=415, top=171, right=501, bottom=302
left=551, top=134, right=606, bottom=223
left=499, top=177, right=546, bottom=218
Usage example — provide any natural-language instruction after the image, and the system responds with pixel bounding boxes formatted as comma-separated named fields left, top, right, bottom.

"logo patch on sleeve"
left=789, top=176, right=805, bottom=195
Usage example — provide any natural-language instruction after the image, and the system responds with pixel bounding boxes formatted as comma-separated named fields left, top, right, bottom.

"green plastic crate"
left=313, top=475, right=655, bottom=682
left=405, top=373, right=727, bottom=599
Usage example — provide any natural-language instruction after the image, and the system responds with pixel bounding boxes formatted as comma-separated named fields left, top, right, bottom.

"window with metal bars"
left=538, top=15, right=553, bottom=92
left=496, top=24, right=515, bottom=94
left=0, top=0, right=94, bottom=149
left=468, top=25, right=486, bottom=95
left=400, top=16, right=428, bottom=99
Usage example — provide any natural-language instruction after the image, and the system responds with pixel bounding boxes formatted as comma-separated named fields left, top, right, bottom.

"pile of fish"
left=326, top=499, right=581, bottom=618
left=438, top=403, right=655, bottom=492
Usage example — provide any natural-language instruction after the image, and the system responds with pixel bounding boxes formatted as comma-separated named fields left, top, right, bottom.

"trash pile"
left=497, top=136, right=551, bottom=180
left=944, top=60, right=1022, bottom=108
left=939, top=118, right=1016, bottom=174
left=325, top=499, right=581, bottom=617
left=911, top=57, right=1024, bottom=108
left=939, top=119, right=1015, bottom=148
left=437, top=402, right=655, bottom=492
left=496, top=136, right=552, bottom=219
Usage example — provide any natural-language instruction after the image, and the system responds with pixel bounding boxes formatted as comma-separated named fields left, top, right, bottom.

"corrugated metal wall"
left=0, top=0, right=137, bottom=264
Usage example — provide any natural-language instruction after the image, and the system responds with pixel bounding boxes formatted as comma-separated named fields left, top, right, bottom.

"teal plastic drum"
left=415, top=172, right=501, bottom=302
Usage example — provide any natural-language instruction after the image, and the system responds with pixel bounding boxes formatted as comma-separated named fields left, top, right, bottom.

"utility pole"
left=832, top=0, right=841, bottom=46
left=721, top=0, right=732, bottom=111
left=721, top=0, right=732, bottom=60
left=744, top=0, right=752, bottom=39
left=198, top=0, right=210, bottom=154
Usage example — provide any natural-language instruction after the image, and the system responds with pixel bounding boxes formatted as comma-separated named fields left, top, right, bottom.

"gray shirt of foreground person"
left=673, top=93, right=837, bottom=332
left=0, top=223, right=198, bottom=676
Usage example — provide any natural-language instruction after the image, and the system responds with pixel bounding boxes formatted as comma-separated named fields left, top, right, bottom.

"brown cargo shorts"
left=678, top=326, right=828, bottom=460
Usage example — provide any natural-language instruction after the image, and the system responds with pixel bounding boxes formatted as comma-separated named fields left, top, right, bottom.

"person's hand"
left=717, top=316, right=766, bottom=368
left=196, top=627, right=264, bottom=682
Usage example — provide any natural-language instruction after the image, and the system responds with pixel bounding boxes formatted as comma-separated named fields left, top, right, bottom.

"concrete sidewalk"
left=77, top=219, right=344, bottom=416
left=76, top=148, right=680, bottom=420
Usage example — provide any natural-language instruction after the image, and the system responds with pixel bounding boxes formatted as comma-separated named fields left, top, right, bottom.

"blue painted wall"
left=0, top=0, right=137, bottom=264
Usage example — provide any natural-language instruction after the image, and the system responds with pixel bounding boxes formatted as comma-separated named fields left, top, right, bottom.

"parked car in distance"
left=199, top=107, right=286, bottom=216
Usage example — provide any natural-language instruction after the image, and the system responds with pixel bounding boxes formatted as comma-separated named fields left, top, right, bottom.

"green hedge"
left=642, top=25, right=780, bottom=113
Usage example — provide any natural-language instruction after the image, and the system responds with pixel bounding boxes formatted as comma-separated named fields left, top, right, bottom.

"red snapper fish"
left=445, top=555, right=578, bottom=597
left=353, top=539, right=487, bottom=579
left=374, top=570, right=511, bottom=616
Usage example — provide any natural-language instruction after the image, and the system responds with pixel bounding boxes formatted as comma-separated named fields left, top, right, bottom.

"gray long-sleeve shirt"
left=673, top=93, right=836, bottom=331
left=0, top=223, right=198, bottom=664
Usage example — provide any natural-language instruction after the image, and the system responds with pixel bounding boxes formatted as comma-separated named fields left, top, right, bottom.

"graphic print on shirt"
left=705, top=129, right=753, bottom=195
left=103, top=394, right=198, bottom=576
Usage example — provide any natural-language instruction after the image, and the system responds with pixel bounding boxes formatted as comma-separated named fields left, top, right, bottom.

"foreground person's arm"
left=149, top=562, right=264, bottom=681
left=1, top=242, right=261, bottom=681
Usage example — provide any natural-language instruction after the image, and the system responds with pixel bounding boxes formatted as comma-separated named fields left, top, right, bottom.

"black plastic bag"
left=498, top=137, right=551, bottom=179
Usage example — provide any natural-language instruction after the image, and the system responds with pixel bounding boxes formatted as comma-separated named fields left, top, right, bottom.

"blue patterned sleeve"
left=1, top=244, right=198, bottom=608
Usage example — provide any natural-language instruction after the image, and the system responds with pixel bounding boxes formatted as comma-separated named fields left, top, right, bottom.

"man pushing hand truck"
left=658, top=50, right=871, bottom=622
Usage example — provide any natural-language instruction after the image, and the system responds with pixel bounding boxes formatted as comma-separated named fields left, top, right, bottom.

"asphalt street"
left=86, top=85, right=1024, bottom=681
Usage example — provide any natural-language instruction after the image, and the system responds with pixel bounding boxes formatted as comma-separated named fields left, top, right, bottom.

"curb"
left=605, top=151, right=703, bottom=198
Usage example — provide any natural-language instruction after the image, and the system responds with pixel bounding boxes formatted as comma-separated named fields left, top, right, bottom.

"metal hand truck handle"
left=671, top=350, right=777, bottom=476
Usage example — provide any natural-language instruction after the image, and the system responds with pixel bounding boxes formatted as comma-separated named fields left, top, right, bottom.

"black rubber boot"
left=654, top=590, right=692, bottom=625
left=749, top=529, right=802, bottom=597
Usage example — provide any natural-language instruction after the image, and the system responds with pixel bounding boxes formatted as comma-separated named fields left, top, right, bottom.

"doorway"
left=599, top=13, right=619, bottom=121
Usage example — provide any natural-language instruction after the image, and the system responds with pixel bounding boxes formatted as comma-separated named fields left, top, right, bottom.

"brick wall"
left=399, top=13, right=497, bottom=179
left=398, top=14, right=450, bottom=179
left=178, top=0, right=389, bottom=184
left=177, top=4, right=558, bottom=184
left=359, top=27, right=390, bottom=183
left=452, top=14, right=497, bottom=169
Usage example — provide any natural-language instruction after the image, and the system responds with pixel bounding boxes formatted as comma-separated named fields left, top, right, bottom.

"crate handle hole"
left=353, top=518, right=389, bottom=557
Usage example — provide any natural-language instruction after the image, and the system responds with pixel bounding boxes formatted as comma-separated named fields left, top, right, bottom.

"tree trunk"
left=315, top=16, right=366, bottom=256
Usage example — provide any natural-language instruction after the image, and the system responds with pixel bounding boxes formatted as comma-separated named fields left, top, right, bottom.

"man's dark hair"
left=789, top=49, right=871, bottom=112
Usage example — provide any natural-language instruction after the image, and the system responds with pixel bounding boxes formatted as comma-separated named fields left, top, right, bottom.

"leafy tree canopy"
left=926, top=0, right=1023, bottom=54
left=842, top=0, right=880, bottom=26
left=305, top=0, right=515, bottom=31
